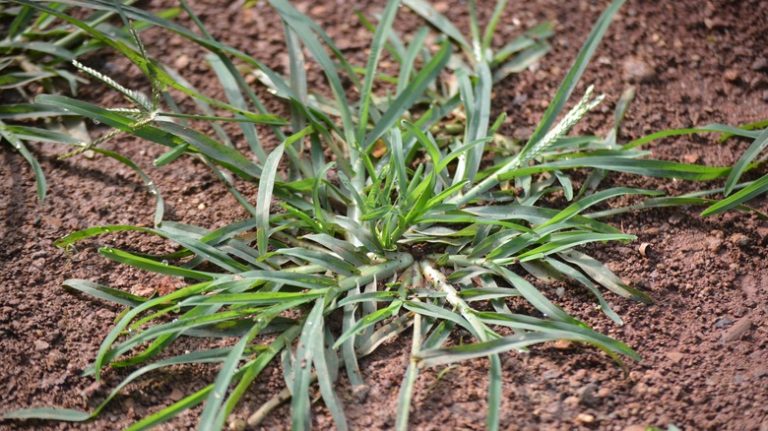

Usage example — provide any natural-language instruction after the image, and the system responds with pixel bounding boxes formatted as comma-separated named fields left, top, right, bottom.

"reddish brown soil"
left=2, top=0, right=768, bottom=430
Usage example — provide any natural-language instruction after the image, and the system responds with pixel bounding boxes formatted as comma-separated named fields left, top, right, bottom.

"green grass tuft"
left=4, top=0, right=768, bottom=430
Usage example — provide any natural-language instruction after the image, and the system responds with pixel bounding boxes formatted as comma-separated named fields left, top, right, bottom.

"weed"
left=3, top=0, right=767, bottom=430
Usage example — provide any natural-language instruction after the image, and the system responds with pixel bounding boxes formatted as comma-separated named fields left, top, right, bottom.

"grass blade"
left=357, top=0, right=401, bottom=142
left=559, top=250, right=652, bottom=303
left=364, top=40, right=451, bottom=149
left=311, top=329, right=348, bottom=431
left=482, top=0, right=510, bottom=53
left=0, top=123, right=46, bottom=201
left=702, top=173, right=768, bottom=216
left=257, top=143, right=284, bottom=255
left=290, top=299, right=325, bottom=430
left=63, top=279, right=147, bottom=307
left=521, top=0, right=625, bottom=160
left=416, top=333, right=561, bottom=367
left=403, top=0, right=470, bottom=51
left=723, top=127, right=768, bottom=195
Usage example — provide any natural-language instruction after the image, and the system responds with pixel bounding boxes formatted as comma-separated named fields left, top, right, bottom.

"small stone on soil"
left=169, top=388, right=184, bottom=402
left=579, top=384, right=599, bottom=406
left=622, top=57, right=655, bottom=82
left=681, top=153, right=700, bottom=163
left=174, top=54, right=190, bottom=70
left=723, top=69, right=740, bottom=82
left=714, top=316, right=734, bottom=328
left=34, top=340, right=49, bottom=351
left=729, top=233, right=750, bottom=247
left=721, top=316, right=753, bottom=342
left=229, top=418, right=246, bottom=431
left=665, top=351, right=684, bottom=363
left=575, top=413, right=595, bottom=424
left=553, top=339, right=573, bottom=350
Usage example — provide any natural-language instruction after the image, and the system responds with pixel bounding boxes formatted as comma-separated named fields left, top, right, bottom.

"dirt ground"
left=1, top=0, right=767, bottom=430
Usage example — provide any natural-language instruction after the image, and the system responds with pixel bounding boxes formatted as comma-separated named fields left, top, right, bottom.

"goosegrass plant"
left=4, top=0, right=768, bottom=430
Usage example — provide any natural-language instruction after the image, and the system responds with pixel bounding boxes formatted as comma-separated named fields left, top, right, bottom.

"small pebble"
left=729, top=233, right=750, bottom=247
left=34, top=340, right=50, bottom=351
left=665, top=351, right=684, bottom=363
left=723, top=69, right=740, bottom=82
left=229, top=418, right=246, bottom=431
left=622, top=57, right=655, bottom=82
left=174, top=54, right=190, bottom=70
left=553, top=340, right=573, bottom=350
left=714, top=316, right=734, bottom=328
left=579, top=384, right=599, bottom=406
left=722, top=315, right=753, bottom=342
left=169, top=388, right=184, bottom=402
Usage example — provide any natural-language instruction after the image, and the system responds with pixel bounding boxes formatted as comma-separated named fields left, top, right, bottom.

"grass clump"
left=3, top=0, right=768, bottom=430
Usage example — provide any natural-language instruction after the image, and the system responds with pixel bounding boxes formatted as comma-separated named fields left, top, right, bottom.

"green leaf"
left=517, top=232, right=635, bottom=262
left=0, top=103, right=67, bottom=120
left=521, top=0, right=625, bottom=160
left=257, top=143, right=284, bottom=255
left=125, top=387, right=211, bottom=431
left=311, top=328, right=348, bottom=431
left=2, top=408, right=91, bottom=422
left=488, top=264, right=575, bottom=323
left=542, top=259, right=622, bottom=325
left=63, top=279, right=147, bottom=307
left=357, top=0, right=401, bottom=142
left=96, top=148, right=165, bottom=226
left=397, top=27, right=429, bottom=95
left=198, top=320, right=269, bottom=431
left=269, top=0, right=355, bottom=146
left=364, top=40, right=452, bottom=149
left=482, top=0, right=509, bottom=52
left=493, top=41, right=550, bottom=82
left=0, top=125, right=46, bottom=201
left=476, top=311, right=638, bottom=359
left=539, top=187, right=662, bottom=228
left=99, top=247, right=216, bottom=281
left=498, top=156, right=731, bottom=181
left=403, top=0, right=470, bottom=50
left=54, top=225, right=157, bottom=248
left=334, top=301, right=402, bottom=348
left=403, top=300, right=473, bottom=330
left=486, top=353, right=502, bottom=431
left=702, top=173, right=768, bottom=216
left=724, top=127, right=768, bottom=195
left=416, top=332, right=561, bottom=367
left=559, top=250, right=652, bottom=303
left=623, top=123, right=761, bottom=150
left=291, top=299, right=325, bottom=430
left=207, top=54, right=267, bottom=162
left=492, top=22, right=553, bottom=64
left=273, top=247, right=359, bottom=277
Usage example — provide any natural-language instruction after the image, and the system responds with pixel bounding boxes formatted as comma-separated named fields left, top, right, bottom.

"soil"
left=2, top=0, right=768, bottom=430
